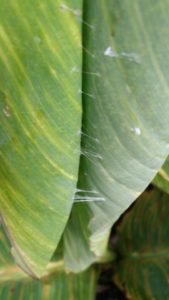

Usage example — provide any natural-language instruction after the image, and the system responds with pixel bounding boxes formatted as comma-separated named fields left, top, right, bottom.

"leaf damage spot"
left=74, top=188, right=105, bottom=203
left=78, top=89, right=96, bottom=99
left=60, top=4, right=95, bottom=30
left=83, top=71, right=101, bottom=77
left=130, top=127, right=141, bottom=136
left=81, top=150, right=103, bottom=160
left=3, top=106, right=11, bottom=117
left=74, top=196, right=105, bottom=203
left=104, top=46, right=141, bottom=64
left=60, top=3, right=81, bottom=16
left=104, top=47, right=119, bottom=58
left=71, top=66, right=80, bottom=73
left=79, top=131, right=100, bottom=144
left=72, top=67, right=101, bottom=77
left=121, top=52, right=141, bottom=64
left=33, top=36, right=42, bottom=44
left=80, top=44, right=95, bottom=58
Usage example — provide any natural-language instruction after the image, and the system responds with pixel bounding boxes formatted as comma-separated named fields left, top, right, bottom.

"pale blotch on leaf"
left=60, top=4, right=81, bottom=16
left=104, top=46, right=141, bottom=64
left=33, top=36, right=41, bottom=44
left=130, top=127, right=141, bottom=136
left=121, top=52, right=141, bottom=64
left=104, top=47, right=118, bottom=58
left=80, top=44, right=95, bottom=58
left=78, top=89, right=96, bottom=99
left=3, top=106, right=11, bottom=117
left=71, top=66, right=80, bottom=73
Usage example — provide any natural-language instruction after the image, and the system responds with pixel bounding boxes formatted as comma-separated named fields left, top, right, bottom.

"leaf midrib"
left=121, top=249, right=169, bottom=261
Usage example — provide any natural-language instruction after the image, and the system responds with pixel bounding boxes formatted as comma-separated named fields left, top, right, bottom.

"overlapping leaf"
left=0, top=224, right=98, bottom=300
left=63, top=0, right=169, bottom=271
left=63, top=203, right=96, bottom=272
left=0, top=267, right=98, bottom=300
left=2, top=0, right=169, bottom=279
left=113, top=189, right=169, bottom=300
left=153, top=156, right=169, bottom=194
left=0, top=0, right=82, bottom=277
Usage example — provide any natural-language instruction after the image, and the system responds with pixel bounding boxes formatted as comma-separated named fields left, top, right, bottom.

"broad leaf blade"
left=0, top=268, right=98, bottom=300
left=0, top=225, right=98, bottom=300
left=64, top=0, right=169, bottom=271
left=113, top=189, right=169, bottom=299
left=0, top=0, right=82, bottom=277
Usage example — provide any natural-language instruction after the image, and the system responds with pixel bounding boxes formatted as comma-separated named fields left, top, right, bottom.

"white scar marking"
left=71, top=67, right=101, bottom=77
left=83, top=71, right=101, bottom=77
left=78, top=89, right=96, bottom=99
left=104, top=47, right=119, bottom=58
left=74, top=196, right=105, bottom=202
left=104, top=47, right=141, bottom=64
left=121, top=52, right=141, bottom=64
left=3, top=106, right=11, bottom=117
left=80, top=44, right=95, bottom=58
left=130, top=127, right=141, bottom=135
left=60, top=4, right=81, bottom=16
left=71, top=66, right=80, bottom=73
left=75, top=188, right=98, bottom=194
left=60, top=4, right=94, bottom=29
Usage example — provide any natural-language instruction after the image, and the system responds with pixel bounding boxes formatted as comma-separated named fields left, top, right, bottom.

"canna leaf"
left=63, top=203, right=96, bottom=272
left=113, top=189, right=169, bottom=300
left=0, top=225, right=98, bottom=300
left=64, top=0, right=169, bottom=271
left=0, top=268, right=98, bottom=300
left=0, top=0, right=82, bottom=277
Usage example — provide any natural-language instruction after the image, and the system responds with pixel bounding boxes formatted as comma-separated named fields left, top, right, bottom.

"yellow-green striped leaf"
left=113, top=189, right=169, bottom=300
left=0, top=225, right=98, bottom=300
left=0, top=0, right=82, bottom=277
left=0, top=268, right=98, bottom=300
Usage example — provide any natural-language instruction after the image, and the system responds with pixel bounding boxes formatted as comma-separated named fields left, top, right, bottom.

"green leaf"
left=153, top=156, right=169, bottom=194
left=113, top=189, right=169, bottom=300
left=63, top=201, right=114, bottom=272
left=0, top=267, right=98, bottom=300
left=63, top=0, right=169, bottom=271
left=0, top=224, right=98, bottom=300
left=63, top=203, right=96, bottom=272
left=0, top=0, right=82, bottom=277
